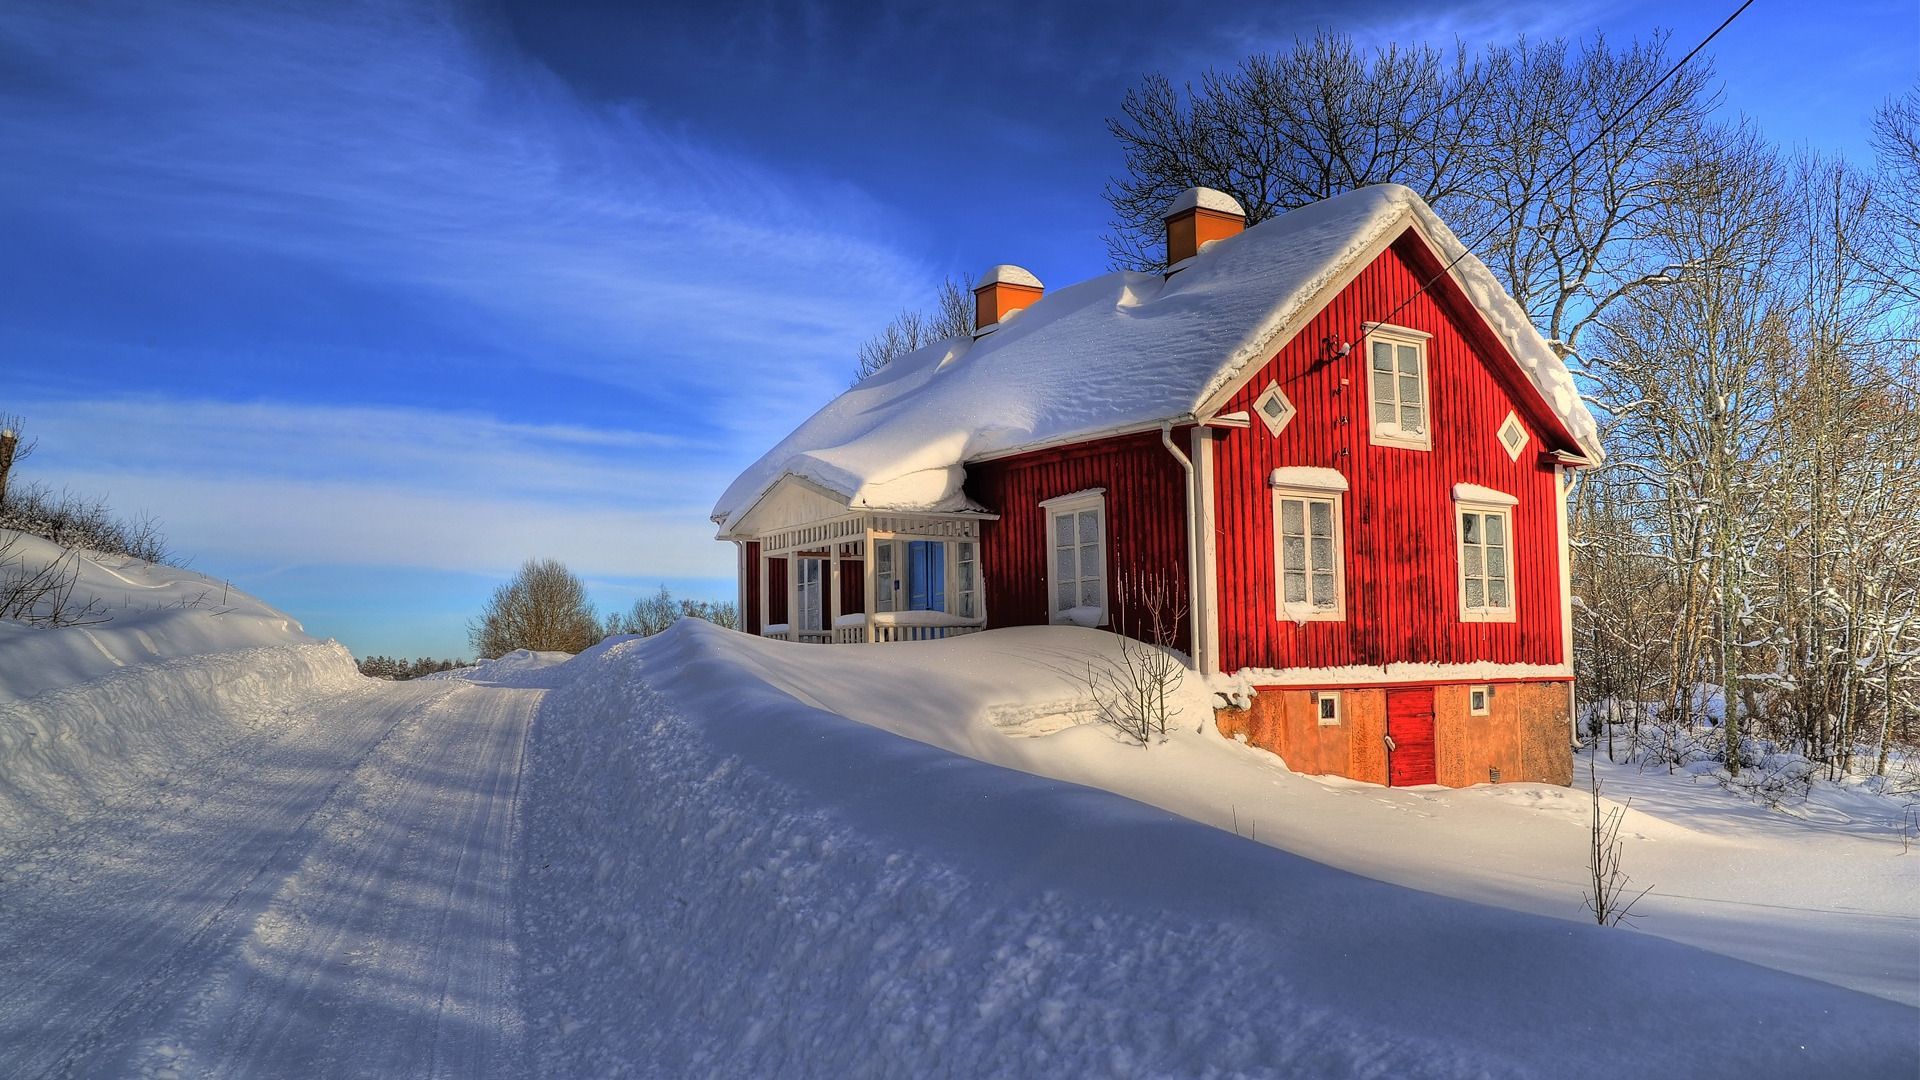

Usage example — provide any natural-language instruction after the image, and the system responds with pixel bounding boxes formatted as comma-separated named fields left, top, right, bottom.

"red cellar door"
left=1386, top=687, right=1437, bottom=787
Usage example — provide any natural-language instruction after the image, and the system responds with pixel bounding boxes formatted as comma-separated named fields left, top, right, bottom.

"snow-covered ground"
left=518, top=622, right=1916, bottom=1076
left=3, top=552, right=1914, bottom=1077
left=618, top=622, right=1919, bottom=1006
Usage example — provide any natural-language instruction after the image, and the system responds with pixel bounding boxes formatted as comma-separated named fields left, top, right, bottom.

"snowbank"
left=0, top=640, right=363, bottom=850
left=0, top=531, right=316, bottom=701
left=516, top=622, right=1915, bottom=1075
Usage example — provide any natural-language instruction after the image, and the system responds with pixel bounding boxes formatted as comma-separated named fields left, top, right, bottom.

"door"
left=906, top=540, right=946, bottom=611
left=1385, top=687, right=1437, bottom=787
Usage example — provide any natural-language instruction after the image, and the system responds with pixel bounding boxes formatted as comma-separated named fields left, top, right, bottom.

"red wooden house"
left=712, top=185, right=1601, bottom=787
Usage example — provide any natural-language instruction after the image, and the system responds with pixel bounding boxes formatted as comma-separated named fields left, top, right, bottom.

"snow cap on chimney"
left=1164, top=186, right=1246, bottom=267
left=972, top=264, right=1044, bottom=335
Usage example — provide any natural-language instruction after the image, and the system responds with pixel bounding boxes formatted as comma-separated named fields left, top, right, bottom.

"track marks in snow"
left=0, top=677, right=537, bottom=1078
left=145, top=683, right=534, bottom=1078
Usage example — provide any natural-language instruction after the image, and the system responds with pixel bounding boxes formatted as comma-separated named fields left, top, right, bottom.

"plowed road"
left=0, top=677, right=537, bottom=1078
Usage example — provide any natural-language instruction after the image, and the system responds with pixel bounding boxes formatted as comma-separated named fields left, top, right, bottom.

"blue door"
left=906, top=540, right=946, bottom=611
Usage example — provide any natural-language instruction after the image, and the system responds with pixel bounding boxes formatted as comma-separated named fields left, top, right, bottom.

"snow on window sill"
left=1054, top=606, right=1104, bottom=628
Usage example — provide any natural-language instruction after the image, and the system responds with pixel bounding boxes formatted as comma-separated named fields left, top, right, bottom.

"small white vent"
left=1253, top=382, right=1296, bottom=436
left=1497, top=412, right=1528, bottom=461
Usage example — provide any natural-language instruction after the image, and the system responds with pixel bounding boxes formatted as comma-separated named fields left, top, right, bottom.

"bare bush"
left=1081, top=572, right=1189, bottom=747
left=0, top=481, right=172, bottom=565
left=1582, top=754, right=1652, bottom=927
left=0, top=532, right=109, bottom=628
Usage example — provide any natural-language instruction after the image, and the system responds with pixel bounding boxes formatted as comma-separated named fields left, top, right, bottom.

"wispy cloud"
left=0, top=0, right=931, bottom=425
left=18, top=396, right=733, bottom=578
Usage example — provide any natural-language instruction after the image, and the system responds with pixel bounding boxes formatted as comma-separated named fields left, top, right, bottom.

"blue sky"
left=3, top=0, right=1913, bottom=659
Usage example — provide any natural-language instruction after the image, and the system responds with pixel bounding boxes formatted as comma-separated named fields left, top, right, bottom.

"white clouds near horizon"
left=16, top=397, right=733, bottom=579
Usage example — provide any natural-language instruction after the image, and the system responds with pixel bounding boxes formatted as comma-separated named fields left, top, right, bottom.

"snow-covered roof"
left=714, top=184, right=1602, bottom=534
left=1167, top=186, right=1246, bottom=218
left=974, top=264, right=1043, bottom=290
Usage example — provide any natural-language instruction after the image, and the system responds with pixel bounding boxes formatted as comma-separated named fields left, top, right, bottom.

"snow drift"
left=516, top=622, right=1916, bottom=1077
left=0, top=532, right=353, bottom=851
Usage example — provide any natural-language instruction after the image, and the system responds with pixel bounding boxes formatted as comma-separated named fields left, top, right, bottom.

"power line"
left=1363, top=0, right=1760, bottom=341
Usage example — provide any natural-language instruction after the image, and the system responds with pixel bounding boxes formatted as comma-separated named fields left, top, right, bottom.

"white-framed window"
left=1253, top=380, right=1296, bottom=437
left=955, top=540, right=979, bottom=619
left=1497, top=411, right=1528, bottom=462
left=873, top=539, right=896, bottom=613
left=1272, top=485, right=1345, bottom=621
left=1314, top=691, right=1341, bottom=726
left=1457, top=501, right=1516, bottom=623
left=1365, top=323, right=1432, bottom=450
left=1469, top=685, right=1492, bottom=716
left=796, top=557, right=824, bottom=633
left=1041, top=489, right=1107, bottom=626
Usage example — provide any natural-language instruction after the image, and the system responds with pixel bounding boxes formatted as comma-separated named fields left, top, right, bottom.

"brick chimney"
left=1164, top=187, right=1246, bottom=267
left=972, top=264, right=1043, bottom=335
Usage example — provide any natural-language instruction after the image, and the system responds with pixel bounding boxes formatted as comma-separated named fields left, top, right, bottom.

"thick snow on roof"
left=973, top=263, right=1042, bottom=290
left=715, top=185, right=1602, bottom=532
left=1166, top=185, right=1246, bottom=218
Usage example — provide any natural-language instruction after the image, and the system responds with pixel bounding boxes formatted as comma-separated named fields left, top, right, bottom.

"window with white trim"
left=1497, top=412, right=1528, bottom=461
left=955, top=540, right=979, bottom=619
left=1457, top=503, right=1516, bottom=622
left=1366, top=324, right=1431, bottom=449
left=1469, top=685, right=1491, bottom=715
left=873, top=540, right=896, bottom=613
left=1253, top=381, right=1296, bottom=436
left=1272, top=487, right=1344, bottom=621
left=796, top=558, right=823, bottom=633
left=1042, top=490, right=1107, bottom=626
left=1315, top=691, right=1341, bottom=725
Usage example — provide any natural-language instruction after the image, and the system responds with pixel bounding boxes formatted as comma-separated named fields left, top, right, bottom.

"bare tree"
left=1104, top=32, right=1486, bottom=270
left=469, top=558, right=601, bottom=658
left=852, top=276, right=975, bottom=383
left=1869, top=89, right=1920, bottom=305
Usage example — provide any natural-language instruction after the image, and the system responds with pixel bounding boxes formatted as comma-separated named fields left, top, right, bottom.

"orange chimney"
left=972, top=264, right=1044, bottom=335
left=1164, top=186, right=1246, bottom=267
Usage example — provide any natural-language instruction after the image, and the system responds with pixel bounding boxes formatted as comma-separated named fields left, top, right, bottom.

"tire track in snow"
left=0, top=678, right=453, bottom=1078
left=0, top=674, right=536, bottom=1078
left=133, top=681, right=535, bottom=1078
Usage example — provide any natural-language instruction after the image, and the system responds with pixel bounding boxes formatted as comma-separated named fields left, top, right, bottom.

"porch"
left=753, top=510, right=990, bottom=644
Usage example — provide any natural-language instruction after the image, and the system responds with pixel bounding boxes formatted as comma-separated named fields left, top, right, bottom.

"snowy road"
left=0, top=676, right=536, bottom=1078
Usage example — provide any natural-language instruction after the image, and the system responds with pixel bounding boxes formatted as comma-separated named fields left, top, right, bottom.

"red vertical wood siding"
left=765, top=556, right=788, bottom=626
left=966, top=430, right=1192, bottom=653
left=1211, top=232, right=1566, bottom=673
left=743, top=541, right=762, bottom=634
left=839, top=559, right=865, bottom=619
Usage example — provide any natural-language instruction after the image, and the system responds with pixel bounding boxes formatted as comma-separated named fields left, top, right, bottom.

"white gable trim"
left=725, top=473, right=853, bottom=539
left=1192, top=213, right=1592, bottom=463
left=1192, top=216, right=1409, bottom=420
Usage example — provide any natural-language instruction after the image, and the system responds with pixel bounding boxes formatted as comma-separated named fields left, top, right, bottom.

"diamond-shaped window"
left=1254, top=382, right=1296, bottom=437
left=1497, top=411, right=1528, bottom=461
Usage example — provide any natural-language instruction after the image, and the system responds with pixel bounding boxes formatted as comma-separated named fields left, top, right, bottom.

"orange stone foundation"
left=1215, top=681, right=1574, bottom=787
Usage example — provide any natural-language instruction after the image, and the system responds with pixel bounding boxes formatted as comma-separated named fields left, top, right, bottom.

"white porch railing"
left=765, top=613, right=986, bottom=645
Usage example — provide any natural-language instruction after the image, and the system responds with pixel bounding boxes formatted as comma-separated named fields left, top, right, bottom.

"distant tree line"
left=469, top=558, right=740, bottom=658
left=602, top=584, right=740, bottom=638
left=358, top=655, right=472, bottom=680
